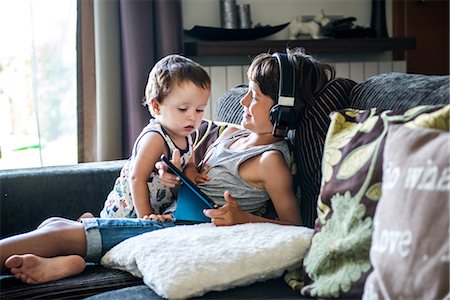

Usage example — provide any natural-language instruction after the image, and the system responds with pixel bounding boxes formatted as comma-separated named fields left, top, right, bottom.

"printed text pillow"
left=285, top=105, right=449, bottom=298
left=362, top=124, right=449, bottom=299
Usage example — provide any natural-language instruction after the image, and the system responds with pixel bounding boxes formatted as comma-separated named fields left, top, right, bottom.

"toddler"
left=99, top=54, right=210, bottom=220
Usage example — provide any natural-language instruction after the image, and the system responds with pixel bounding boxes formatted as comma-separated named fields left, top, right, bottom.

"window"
left=0, top=0, right=77, bottom=169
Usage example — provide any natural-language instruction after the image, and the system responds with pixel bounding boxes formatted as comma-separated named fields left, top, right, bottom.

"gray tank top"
left=198, top=129, right=291, bottom=214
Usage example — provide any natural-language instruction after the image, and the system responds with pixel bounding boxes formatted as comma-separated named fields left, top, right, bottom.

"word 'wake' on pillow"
left=362, top=124, right=449, bottom=299
left=101, top=223, right=313, bottom=299
left=286, top=105, right=449, bottom=299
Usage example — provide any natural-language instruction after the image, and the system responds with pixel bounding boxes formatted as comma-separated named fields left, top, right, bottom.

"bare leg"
left=5, top=254, right=85, bottom=284
left=77, top=212, right=95, bottom=222
left=0, top=217, right=87, bottom=274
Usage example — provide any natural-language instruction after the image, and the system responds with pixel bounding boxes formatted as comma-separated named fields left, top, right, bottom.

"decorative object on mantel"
left=219, top=0, right=238, bottom=29
left=370, top=0, right=388, bottom=37
left=321, top=17, right=377, bottom=39
left=289, top=10, right=330, bottom=40
left=237, top=4, right=252, bottom=29
left=184, top=23, right=289, bottom=41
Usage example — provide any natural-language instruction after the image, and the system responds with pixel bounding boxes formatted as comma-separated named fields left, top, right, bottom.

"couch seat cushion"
left=0, top=264, right=143, bottom=299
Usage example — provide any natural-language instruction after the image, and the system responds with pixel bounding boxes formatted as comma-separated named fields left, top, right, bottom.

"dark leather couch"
left=1, top=72, right=448, bottom=299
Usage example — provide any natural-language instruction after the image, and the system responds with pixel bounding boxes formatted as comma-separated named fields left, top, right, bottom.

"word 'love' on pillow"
left=101, top=223, right=313, bottom=299
left=362, top=124, right=449, bottom=299
left=286, top=105, right=449, bottom=299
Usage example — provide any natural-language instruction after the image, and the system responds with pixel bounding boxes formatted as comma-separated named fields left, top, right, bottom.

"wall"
left=181, top=0, right=401, bottom=121
left=182, top=0, right=393, bottom=40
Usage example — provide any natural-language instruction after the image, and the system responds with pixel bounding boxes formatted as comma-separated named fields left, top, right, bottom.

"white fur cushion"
left=101, top=223, right=314, bottom=299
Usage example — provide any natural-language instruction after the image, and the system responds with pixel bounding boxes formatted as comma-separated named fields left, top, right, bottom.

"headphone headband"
left=272, top=53, right=295, bottom=107
left=269, top=52, right=297, bottom=138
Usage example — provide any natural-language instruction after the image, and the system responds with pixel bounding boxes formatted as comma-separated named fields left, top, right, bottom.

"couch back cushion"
left=214, top=84, right=247, bottom=124
left=291, top=78, right=356, bottom=227
left=350, top=72, right=449, bottom=110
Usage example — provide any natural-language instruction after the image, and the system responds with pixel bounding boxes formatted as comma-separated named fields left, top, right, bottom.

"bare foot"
left=77, top=212, right=95, bottom=222
left=5, top=254, right=85, bottom=284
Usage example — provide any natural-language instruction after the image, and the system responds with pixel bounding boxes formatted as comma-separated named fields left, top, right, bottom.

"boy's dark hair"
left=247, top=47, right=335, bottom=112
left=144, top=54, right=210, bottom=108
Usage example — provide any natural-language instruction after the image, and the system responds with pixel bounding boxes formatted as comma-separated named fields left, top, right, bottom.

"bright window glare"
left=0, top=0, right=77, bottom=170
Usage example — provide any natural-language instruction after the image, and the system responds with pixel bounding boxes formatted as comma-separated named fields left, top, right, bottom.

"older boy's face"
left=240, top=80, right=276, bottom=134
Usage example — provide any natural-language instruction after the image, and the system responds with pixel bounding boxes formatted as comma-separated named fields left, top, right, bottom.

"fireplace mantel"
left=183, top=37, right=415, bottom=57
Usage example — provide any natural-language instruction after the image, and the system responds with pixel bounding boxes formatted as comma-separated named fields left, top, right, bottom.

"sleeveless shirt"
left=100, top=119, right=192, bottom=218
left=198, top=129, right=291, bottom=214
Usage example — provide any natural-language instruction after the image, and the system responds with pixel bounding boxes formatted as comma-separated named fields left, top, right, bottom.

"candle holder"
left=370, top=0, right=388, bottom=37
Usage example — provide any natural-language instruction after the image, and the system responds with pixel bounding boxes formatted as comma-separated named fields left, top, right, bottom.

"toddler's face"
left=155, top=81, right=210, bottom=140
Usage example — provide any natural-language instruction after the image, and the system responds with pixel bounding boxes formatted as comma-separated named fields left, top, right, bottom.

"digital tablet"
left=161, top=156, right=218, bottom=223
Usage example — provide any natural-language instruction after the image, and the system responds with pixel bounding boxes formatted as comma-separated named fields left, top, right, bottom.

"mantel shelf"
left=183, top=37, right=416, bottom=57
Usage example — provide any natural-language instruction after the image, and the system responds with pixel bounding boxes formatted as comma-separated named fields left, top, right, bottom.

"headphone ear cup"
left=270, top=105, right=279, bottom=125
left=288, top=108, right=297, bottom=129
left=271, top=105, right=296, bottom=138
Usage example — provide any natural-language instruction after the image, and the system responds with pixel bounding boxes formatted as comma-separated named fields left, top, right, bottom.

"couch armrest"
left=0, top=160, right=126, bottom=238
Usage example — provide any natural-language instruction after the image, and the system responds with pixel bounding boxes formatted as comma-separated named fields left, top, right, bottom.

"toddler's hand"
left=143, top=213, right=174, bottom=222
left=155, top=150, right=182, bottom=188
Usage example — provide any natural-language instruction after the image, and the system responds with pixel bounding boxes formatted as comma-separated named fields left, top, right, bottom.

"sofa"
left=1, top=72, right=448, bottom=299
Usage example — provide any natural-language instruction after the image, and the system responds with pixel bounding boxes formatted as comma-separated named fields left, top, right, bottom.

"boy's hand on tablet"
left=203, top=191, right=247, bottom=226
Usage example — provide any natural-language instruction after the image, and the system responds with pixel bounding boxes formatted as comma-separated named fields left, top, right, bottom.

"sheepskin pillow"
left=101, top=223, right=313, bottom=299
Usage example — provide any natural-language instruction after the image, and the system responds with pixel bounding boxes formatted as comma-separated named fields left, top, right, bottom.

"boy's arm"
left=259, top=151, right=302, bottom=226
left=204, top=150, right=302, bottom=226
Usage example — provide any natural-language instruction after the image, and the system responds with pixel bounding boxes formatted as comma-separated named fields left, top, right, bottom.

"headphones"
left=269, top=52, right=297, bottom=138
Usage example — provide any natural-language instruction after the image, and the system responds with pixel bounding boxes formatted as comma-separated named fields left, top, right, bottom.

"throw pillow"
left=292, top=78, right=356, bottom=227
left=101, top=223, right=314, bottom=299
left=214, top=84, right=247, bottom=125
left=192, top=119, right=240, bottom=164
left=285, top=104, right=449, bottom=298
left=362, top=124, right=449, bottom=300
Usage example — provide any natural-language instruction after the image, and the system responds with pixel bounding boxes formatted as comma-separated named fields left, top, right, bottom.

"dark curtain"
left=119, top=0, right=183, bottom=157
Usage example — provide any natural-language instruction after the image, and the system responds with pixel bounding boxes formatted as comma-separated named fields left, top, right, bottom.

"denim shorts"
left=81, top=218, right=176, bottom=262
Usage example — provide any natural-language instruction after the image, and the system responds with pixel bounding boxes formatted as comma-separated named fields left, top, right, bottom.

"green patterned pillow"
left=285, top=105, right=449, bottom=298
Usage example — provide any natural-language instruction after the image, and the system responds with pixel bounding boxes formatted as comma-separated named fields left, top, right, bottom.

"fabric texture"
left=214, top=84, right=247, bottom=124
left=0, top=160, right=126, bottom=239
left=101, top=223, right=314, bottom=299
left=100, top=119, right=193, bottom=218
left=0, top=265, right=143, bottom=300
left=349, top=72, right=449, bottom=111
left=286, top=105, right=449, bottom=298
left=82, top=218, right=176, bottom=263
left=120, top=0, right=183, bottom=157
left=292, top=78, right=356, bottom=227
left=362, top=124, right=450, bottom=300
left=198, top=129, right=291, bottom=213
left=84, top=277, right=305, bottom=300
left=191, top=119, right=240, bottom=168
